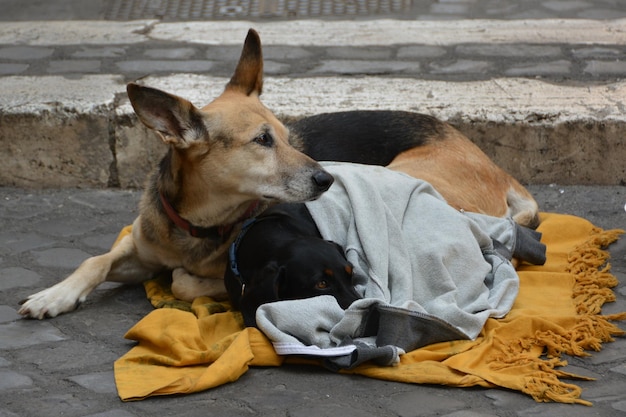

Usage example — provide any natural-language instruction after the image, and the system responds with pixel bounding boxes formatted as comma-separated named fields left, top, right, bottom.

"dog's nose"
left=313, top=170, right=334, bottom=191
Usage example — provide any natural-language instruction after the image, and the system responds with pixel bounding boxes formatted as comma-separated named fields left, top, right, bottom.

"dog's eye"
left=315, top=280, right=329, bottom=289
left=253, top=133, right=274, bottom=147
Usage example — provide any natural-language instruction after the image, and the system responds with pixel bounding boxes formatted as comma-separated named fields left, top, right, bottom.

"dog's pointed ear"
left=226, top=29, right=263, bottom=96
left=126, top=83, right=207, bottom=147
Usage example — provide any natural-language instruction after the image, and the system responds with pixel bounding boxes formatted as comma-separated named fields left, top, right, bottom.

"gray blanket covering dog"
left=256, top=162, right=539, bottom=370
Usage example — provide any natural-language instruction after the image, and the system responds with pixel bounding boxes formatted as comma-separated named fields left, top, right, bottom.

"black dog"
left=287, top=110, right=440, bottom=165
left=225, top=203, right=361, bottom=327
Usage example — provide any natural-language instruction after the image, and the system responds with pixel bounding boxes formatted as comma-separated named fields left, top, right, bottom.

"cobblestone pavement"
left=0, top=186, right=625, bottom=416
left=3, top=36, right=626, bottom=84
left=1, top=0, right=626, bottom=416
left=1, top=1, right=626, bottom=83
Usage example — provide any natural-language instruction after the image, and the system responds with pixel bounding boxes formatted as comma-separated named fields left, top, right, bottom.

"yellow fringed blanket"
left=113, top=213, right=625, bottom=405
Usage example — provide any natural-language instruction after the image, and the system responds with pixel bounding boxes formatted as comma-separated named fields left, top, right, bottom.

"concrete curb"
left=1, top=74, right=625, bottom=188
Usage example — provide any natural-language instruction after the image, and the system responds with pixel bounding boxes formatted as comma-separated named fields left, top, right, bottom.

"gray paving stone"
left=571, top=46, right=623, bottom=58
left=48, top=60, right=101, bottom=74
left=65, top=189, right=141, bottom=213
left=611, top=363, right=626, bottom=376
left=0, top=356, right=10, bottom=366
left=72, top=46, right=127, bottom=58
left=0, top=320, right=66, bottom=349
left=83, top=410, right=137, bottom=417
left=430, top=59, right=491, bottom=74
left=0, top=195, right=57, bottom=220
left=456, top=44, right=561, bottom=57
left=580, top=378, right=626, bottom=402
left=263, top=60, right=291, bottom=75
left=312, top=60, right=419, bottom=74
left=205, top=45, right=244, bottom=60
left=481, top=3, right=516, bottom=16
left=19, top=393, right=101, bottom=416
left=483, top=389, right=537, bottom=407
left=386, top=390, right=466, bottom=416
left=0, top=63, right=28, bottom=74
left=0, top=46, right=53, bottom=60
left=442, top=411, right=498, bottom=417
left=543, top=0, right=592, bottom=12
left=0, top=306, right=20, bottom=323
left=0, top=232, right=56, bottom=254
left=518, top=403, right=608, bottom=416
left=589, top=338, right=626, bottom=364
left=31, top=247, right=92, bottom=269
left=584, top=60, right=626, bottom=76
left=559, top=363, right=601, bottom=379
left=602, top=299, right=626, bottom=316
left=430, top=3, right=471, bottom=15
left=417, top=14, right=466, bottom=20
left=143, top=47, right=197, bottom=59
left=289, top=403, right=379, bottom=417
left=31, top=217, right=97, bottom=237
left=82, top=233, right=118, bottom=251
left=68, top=371, right=117, bottom=394
left=510, top=9, right=557, bottom=19
left=325, top=46, right=393, bottom=60
left=579, top=8, right=626, bottom=18
left=0, top=268, right=42, bottom=291
left=14, top=341, right=120, bottom=371
left=116, top=59, right=214, bottom=73
left=613, top=400, right=626, bottom=412
left=397, top=45, right=447, bottom=59
left=263, top=46, right=313, bottom=60
left=0, top=370, right=33, bottom=390
left=504, top=60, right=571, bottom=76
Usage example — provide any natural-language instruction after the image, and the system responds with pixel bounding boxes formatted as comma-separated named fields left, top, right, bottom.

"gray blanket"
left=256, top=162, right=525, bottom=369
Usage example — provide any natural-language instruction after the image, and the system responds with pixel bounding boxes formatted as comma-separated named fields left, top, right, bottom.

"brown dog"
left=386, top=124, right=539, bottom=228
left=18, top=30, right=335, bottom=318
left=18, top=29, right=538, bottom=319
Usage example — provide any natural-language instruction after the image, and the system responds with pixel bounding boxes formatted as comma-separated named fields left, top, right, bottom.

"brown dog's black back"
left=288, top=110, right=444, bottom=166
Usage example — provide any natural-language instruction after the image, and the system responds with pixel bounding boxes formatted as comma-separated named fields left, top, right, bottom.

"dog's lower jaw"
left=171, top=267, right=228, bottom=302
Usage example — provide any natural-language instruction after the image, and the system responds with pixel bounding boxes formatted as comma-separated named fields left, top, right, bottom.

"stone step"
left=2, top=74, right=624, bottom=188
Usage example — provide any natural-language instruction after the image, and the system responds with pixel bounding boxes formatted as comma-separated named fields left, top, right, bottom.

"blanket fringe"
left=524, top=373, right=592, bottom=406
left=493, top=227, right=625, bottom=405
left=569, top=230, right=622, bottom=316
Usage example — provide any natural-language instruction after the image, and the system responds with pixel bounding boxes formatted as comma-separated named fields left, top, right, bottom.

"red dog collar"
left=159, top=191, right=260, bottom=240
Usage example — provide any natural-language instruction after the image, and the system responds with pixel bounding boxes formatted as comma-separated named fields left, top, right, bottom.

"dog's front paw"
left=171, top=267, right=228, bottom=302
left=18, top=286, right=82, bottom=319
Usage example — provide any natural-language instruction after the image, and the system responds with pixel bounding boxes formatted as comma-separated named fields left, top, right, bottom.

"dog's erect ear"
left=126, top=83, right=207, bottom=147
left=226, top=29, right=263, bottom=96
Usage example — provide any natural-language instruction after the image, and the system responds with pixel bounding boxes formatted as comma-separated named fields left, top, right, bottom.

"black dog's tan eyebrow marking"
left=344, top=265, right=353, bottom=275
left=324, top=269, right=334, bottom=276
